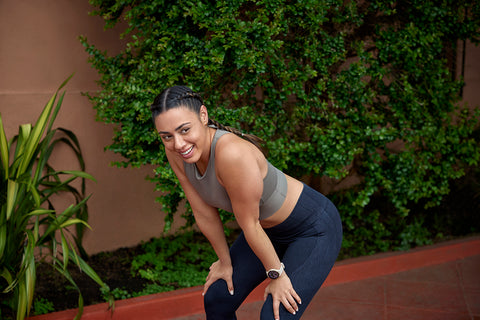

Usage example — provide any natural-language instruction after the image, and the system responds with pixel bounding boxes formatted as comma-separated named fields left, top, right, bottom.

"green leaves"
left=84, top=0, right=480, bottom=252
left=0, top=78, right=110, bottom=319
left=130, top=232, right=217, bottom=294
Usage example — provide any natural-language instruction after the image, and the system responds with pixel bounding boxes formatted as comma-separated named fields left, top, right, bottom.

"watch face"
left=268, top=270, right=280, bottom=279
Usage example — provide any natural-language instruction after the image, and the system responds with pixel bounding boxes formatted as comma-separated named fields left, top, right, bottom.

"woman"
left=150, top=86, right=342, bottom=320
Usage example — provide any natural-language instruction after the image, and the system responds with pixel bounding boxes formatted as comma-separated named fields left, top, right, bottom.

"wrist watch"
left=266, top=263, right=285, bottom=279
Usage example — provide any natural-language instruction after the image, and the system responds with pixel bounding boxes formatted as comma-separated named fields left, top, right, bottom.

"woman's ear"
left=200, top=105, right=209, bottom=125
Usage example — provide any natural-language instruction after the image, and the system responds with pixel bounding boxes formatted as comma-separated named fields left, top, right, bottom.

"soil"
left=34, top=244, right=150, bottom=311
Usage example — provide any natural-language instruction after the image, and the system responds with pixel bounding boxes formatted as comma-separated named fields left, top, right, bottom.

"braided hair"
left=150, top=86, right=265, bottom=153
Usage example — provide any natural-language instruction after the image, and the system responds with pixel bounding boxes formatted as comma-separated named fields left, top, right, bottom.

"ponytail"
left=207, top=119, right=266, bottom=155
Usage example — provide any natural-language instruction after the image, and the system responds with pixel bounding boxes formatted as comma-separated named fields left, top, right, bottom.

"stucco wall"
left=1, top=1, right=479, bottom=255
left=462, top=42, right=480, bottom=107
left=0, top=0, right=177, bottom=254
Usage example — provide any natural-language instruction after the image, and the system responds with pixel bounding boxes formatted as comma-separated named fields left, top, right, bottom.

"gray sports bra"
left=184, top=129, right=288, bottom=220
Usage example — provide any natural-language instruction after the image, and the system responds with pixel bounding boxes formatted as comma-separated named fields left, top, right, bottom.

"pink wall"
left=1, top=1, right=479, bottom=254
left=462, top=42, right=480, bottom=107
left=0, top=0, right=185, bottom=254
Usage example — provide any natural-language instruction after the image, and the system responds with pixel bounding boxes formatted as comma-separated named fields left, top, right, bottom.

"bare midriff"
left=260, top=175, right=304, bottom=229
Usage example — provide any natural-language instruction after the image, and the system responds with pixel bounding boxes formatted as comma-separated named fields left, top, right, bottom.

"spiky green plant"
left=0, top=76, right=112, bottom=320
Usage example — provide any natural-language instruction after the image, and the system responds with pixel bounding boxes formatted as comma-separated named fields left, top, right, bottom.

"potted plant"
left=0, top=76, right=112, bottom=320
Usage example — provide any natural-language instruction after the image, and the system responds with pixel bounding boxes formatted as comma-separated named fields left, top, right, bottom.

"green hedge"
left=81, top=0, right=480, bottom=256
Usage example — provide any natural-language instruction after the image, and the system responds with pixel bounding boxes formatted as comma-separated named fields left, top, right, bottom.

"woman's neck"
left=195, top=127, right=216, bottom=175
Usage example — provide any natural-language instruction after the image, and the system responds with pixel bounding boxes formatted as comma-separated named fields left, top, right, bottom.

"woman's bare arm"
left=166, top=150, right=231, bottom=265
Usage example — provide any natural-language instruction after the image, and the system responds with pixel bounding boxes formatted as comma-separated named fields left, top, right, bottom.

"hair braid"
left=177, top=92, right=203, bottom=104
left=207, top=119, right=265, bottom=154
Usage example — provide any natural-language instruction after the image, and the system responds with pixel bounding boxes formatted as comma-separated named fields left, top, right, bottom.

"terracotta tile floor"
left=173, top=241, right=480, bottom=320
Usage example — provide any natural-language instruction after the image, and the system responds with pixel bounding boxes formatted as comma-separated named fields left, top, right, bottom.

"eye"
left=181, top=128, right=190, bottom=134
left=161, top=134, right=172, bottom=141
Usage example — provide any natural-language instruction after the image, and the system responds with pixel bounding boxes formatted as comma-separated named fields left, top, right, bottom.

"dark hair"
left=151, top=86, right=265, bottom=153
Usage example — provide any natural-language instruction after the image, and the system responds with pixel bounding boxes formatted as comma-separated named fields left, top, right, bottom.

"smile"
left=180, top=146, right=194, bottom=156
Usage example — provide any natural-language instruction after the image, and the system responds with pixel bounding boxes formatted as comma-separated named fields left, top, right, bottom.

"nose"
left=173, top=134, right=186, bottom=151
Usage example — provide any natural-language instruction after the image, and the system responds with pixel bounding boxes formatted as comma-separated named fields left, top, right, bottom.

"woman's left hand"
left=264, top=273, right=302, bottom=320
left=202, top=259, right=234, bottom=296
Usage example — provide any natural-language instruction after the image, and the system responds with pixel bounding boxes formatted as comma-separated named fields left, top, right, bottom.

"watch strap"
left=266, top=262, right=285, bottom=279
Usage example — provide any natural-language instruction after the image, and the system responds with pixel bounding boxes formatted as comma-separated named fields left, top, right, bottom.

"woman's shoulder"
left=215, top=131, right=266, bottom=176
left=216, top=132, right=260, bottom=158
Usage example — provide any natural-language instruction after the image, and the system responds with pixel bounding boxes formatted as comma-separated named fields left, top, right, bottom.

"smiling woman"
left=155, top=105, right=212, bottom=167
left=149, top=86, right=343, bottom=320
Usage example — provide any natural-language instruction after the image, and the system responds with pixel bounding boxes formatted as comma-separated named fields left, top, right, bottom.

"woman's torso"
left=184, top=129, right=303, bottom=227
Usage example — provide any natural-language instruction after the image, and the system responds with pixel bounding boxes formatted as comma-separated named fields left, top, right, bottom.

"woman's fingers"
left=273, top=299, right=281, bottom=320
left=203, top=260, right=234, bottom=296
left=285, top=293, right=299, bottom=313
left=202, top=276, right=213, bottom=296
left=273, top=295, right=296, bottom=320
left=292, top=289, right=302, bottom=306
left=275, top=289, right=304, bottom=319
left=265, top=274, right=302, bottom=319
left=226, top=276, right=234, bottom=296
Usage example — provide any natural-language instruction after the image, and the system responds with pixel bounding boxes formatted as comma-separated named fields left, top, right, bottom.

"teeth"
left=181, top=146, right=193, bottom=155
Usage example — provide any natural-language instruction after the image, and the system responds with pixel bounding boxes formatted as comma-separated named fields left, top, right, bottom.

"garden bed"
left=31, top=230, right=240, bottom=316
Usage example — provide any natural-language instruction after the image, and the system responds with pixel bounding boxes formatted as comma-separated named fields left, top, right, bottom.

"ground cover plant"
left=81, top=0, right=480, bottom=255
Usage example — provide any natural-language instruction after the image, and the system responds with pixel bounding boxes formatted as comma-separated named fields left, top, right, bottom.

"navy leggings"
left=203, top=184, right=343, bottom=319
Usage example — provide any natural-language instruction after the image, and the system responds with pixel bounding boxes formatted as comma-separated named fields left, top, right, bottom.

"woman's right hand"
left=202, top=260, right=235, bottom=296
left=264, top=272, right=301, bottom=320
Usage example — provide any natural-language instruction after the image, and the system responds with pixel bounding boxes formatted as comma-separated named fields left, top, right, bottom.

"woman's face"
left=154, top=106, right=210, bottom=164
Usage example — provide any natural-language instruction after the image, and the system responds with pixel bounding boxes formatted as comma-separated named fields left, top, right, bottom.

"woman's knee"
left=260, top=295, right=275, bottom=320
left=203, top=280, right=237, bottom=318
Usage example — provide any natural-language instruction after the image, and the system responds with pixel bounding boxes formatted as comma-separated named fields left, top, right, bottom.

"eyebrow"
left=158, top=122, right=191, bottom=135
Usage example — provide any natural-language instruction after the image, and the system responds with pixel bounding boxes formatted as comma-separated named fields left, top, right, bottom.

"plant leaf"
left=16, top=279, right=27, bottom=320
left=28, top=208, right=55, bottom=216
left=0, top=223, right=6, bottom=260
left=17, top=93, right=56, bottom=175
left=51, top=259, right=84, bottom=320
left=24, top=230, right=36, bottom=318
left=0, top=267, right=13, bottom=288
left=58, top=219, right=91, bottom=229
left=70, top=252, right=109, bottom=289
left=6, top=179, right=18, bottom=220
left=58, top=170, right=97, bottom=182
left=0, top=113, right=9, bottom=177
left=60, top=230, right=69, bottom=270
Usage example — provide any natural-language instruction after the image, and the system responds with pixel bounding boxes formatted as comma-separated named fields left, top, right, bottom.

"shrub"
left=0, top=77, right=112, bottom=320
left=81, top=0, right=480, bottom=254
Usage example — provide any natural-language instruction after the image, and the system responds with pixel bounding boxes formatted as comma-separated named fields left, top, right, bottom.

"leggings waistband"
left=264, top=184, right=338, bottom=242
